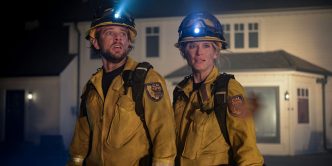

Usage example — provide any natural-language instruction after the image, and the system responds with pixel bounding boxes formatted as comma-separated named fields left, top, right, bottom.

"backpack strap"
left=213, top=73, right=237, bottom=166
left=122, top=62, right=154, bottom=162
left=172, top=75, right=191, bottom=105
left=79, top=81, right=95, bottom=130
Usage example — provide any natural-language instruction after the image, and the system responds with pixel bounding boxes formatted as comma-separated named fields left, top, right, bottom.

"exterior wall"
left=325, top=77, right=332, bottom=149
left=133, top=17, right=187, bottom=76
left=60, top=56, right=78, bottom=148
left=77, top=22, right=101, bottom=92
left=259, top=9, right=332, bottom=72
left=291, top=72, right=325, bottom=154
left=0, top=77, right=60, bottom=144
left=133, top=8, right=332, bottom=76
left=168, top=71, right=325, bottom=155
left=229, top=71, right=291, bottom=155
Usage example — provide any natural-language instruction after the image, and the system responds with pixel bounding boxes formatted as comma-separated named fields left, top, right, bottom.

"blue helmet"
left=86, top=8, right=137, bottom=41
left=176, top=11, right=227, bottom=49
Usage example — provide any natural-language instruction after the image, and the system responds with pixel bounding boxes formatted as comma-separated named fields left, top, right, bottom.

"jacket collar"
left=89, top=57, right=138, bottom=99
left=179, top=66, right=220, bottom=100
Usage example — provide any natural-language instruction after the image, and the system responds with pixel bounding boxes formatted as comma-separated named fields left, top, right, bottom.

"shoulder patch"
left=228, top=95, right=248, bottom=117
left=145, top=82, right=164, bottom=102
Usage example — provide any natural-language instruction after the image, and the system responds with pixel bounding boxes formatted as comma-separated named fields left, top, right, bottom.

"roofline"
left=165, top=66, right=332, bottom=79
left=217, top=6, right=332, bottom=15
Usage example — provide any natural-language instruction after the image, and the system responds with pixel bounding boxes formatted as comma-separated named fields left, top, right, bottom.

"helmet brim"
left=175, top=36, right=224, bottom=48
left=86, top=22, right=137, bottom=42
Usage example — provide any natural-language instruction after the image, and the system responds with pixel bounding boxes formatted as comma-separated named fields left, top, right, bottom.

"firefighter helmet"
left=176, top=11, right=227, bottom=49
left=86, top=8, right=137, bottom=42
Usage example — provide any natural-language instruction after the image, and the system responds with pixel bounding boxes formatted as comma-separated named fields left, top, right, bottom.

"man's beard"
left=99, top=48, right=130, bottom=63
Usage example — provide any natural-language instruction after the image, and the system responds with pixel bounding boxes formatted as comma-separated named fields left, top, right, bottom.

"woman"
left=173, top=11, right=264, bottom=166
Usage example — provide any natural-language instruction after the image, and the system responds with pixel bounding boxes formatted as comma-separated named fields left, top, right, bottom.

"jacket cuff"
left=152, top=158, right=174, bottom=166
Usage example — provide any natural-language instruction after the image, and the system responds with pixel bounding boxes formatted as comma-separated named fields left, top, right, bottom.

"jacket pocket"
left=182, top=109, right=208, bottom=160
left=107, top=95, right=142, bottom=148
left=200, top=113, right=229, bottom=154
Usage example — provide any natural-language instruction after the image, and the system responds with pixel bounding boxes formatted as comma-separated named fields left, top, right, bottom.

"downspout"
left=74, top=22, right=81, bottom=115
left=316, top=75, right=332, bottom=152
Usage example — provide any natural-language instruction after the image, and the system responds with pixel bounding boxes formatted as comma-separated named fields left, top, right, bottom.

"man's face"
left=93, top=25, right=131, bottom=63
left=184, top=41, right=218, bottom=73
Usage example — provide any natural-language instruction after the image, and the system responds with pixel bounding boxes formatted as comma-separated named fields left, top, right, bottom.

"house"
left=0, top=26, right=75, bottom=146
left=1, top=0, right=331, bottom=156
left=166, top=50, right=332, bottom=155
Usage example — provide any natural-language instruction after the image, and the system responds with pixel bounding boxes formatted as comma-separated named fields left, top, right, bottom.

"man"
left=67, top=8, right=176, bottom=166
left=173, top=11, right=264, bottom=166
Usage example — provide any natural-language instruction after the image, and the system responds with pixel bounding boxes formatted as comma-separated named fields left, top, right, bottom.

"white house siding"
left=167, top=71, right=326, bottom=155
left=260, top=9, right=332, bottom=72
left=133, top=17, right=187, bottom=76
left=326, top=77, right=332, bottom=149
left=291, top=73, right=325, bottom=154
left=60, top=56, right=78, bottom=148
left=232, top=71, right=291, bottom=155
left=132, top=8, right=332, bottom=76
left=232, top=71, right=325, bottom=155
left=0, top=77, right=60, bottom=144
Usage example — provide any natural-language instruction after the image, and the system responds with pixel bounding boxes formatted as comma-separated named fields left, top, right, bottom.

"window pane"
left=246, top=87, right=280, bottom=143
left=235, top=33, right=244, bottom=48
left=224, top=33, right=230, bottom=48
left=249, top=32, right=258, bottom=48
left=249, top=23, right=252, bottom=30
left=146, top=36, right=159, bottom=57
left=254, top=23, right=258, bottom=30
left=153, top=27, right=159, bottom=34
left=146, top=27, right=151, bottom=34
left=234, top=24, right=238, bottom=31
left=240, top=24, right=244, bottom=30
left=298, top=98, right=309, bottom=123
left=226, top=24, right=230, bottom=31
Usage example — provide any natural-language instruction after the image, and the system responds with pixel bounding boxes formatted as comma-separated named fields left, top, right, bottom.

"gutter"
left=74, top=22, right=81, bottom=115
left=316, top=75, right=332, bottom=152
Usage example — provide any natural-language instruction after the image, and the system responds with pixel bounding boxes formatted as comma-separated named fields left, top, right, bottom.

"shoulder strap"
left=80, top=81, right=94, bottom=117
left=123, top=62, right=154, bottom=157
left=79, top=81, right=95, bottom=130
left=172, top=75, right=191, bottom=105
left=213, top=73, right=237, bottom=166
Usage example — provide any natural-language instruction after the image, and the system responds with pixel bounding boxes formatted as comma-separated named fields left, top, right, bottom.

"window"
left=146, top=26, right=159, bottom=57
left=234, top=23, right=244, bottom=48
left=248, top=23, right=259, bottom=48
left=298, top=88, right=309, bottom=123
left=223, top=24, right=230, bottom=48
left=246, top=87, right=280, bottom=143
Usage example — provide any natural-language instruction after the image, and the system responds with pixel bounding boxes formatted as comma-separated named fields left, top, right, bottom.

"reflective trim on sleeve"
left=152, top=158, right=174, bottom=166
left=72, top=156, right=84, bottom=164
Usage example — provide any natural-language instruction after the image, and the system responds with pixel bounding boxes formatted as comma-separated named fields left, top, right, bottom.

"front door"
left=5, top=90, right=25, bottom=142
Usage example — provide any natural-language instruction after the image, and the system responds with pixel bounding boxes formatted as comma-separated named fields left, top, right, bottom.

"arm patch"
left=145, top=82, right=164, bottom=102
left=228, top=95, right=248, bottom=117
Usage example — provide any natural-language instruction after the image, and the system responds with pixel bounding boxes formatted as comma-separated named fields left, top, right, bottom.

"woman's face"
left=184, top=41, right=218, bottom=74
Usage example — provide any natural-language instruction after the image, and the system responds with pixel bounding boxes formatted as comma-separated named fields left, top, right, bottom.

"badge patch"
left=145, top=82, right=164, bottom=102
left=228, top=95, right=247, bottom=117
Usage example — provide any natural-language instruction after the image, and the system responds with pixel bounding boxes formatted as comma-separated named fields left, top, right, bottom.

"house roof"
left=63, top=0, right=332, bottom=22
left=0, top=26, right=74, bottom=77
left=165, top=50, right=332, bottom=79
